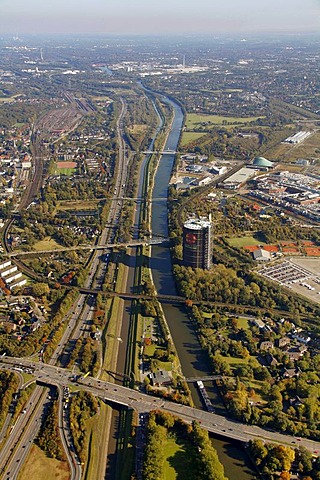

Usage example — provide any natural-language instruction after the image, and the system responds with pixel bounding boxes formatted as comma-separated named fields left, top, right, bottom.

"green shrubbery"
left=69, top=391, right=98, bottom=464
left=37, top=398, right=65, bottom=460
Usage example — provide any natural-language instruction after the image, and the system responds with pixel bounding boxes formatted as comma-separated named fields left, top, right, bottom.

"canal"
left=149, top=94, right=256, bottom=480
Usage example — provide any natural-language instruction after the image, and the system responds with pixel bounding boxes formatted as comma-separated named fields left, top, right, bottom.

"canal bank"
left=106, top=95, right=169, bottom=479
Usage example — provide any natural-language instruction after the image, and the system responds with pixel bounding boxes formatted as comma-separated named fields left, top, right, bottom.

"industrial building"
left=183, top=217, right=212, bottom=269
left=221, top=167, right=258, bottom=189
left=283, top=131, right=311, bottom=144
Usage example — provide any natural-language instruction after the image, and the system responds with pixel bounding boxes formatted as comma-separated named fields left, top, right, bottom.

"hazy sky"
left=1, top=0, right=320, bottom=35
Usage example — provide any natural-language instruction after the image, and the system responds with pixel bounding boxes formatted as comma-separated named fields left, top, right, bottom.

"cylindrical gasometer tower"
left=182, top=217, right=212, bottom=269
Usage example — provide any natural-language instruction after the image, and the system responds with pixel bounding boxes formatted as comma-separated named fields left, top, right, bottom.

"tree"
left=191, top=421, right=227, bottom=480
left=295, top=446, right=313, bottom=473
left=273, top=445, right=295, bottom=472
left=211, top=354, right=231, bottom=376
left=32, top=282, right=50, bottom=297
left=249, top=440, right=268, bottom=465
left=280, top=472, right=291, bottom=480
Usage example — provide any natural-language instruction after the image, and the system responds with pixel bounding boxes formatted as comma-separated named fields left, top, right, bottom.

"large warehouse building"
left=183, top=217, right=212, bottom=269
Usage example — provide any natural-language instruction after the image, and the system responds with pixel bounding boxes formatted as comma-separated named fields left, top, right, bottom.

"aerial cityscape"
left=0, top=1, right=320, bottom=480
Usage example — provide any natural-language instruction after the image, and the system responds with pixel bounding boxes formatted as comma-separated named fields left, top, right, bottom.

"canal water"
left=149, top=95, right=256, bottom=480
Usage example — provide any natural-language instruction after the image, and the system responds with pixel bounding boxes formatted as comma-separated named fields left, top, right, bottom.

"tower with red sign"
left=182, top=217, right=212, bottom=269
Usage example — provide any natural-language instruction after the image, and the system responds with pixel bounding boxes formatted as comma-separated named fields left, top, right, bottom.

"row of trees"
left=191, top=421, right=227, bottom=480
left=69, top=391, right=98, bottom=464
left=0, top=371, right=19, bottom=430
left=77, top=338, right=99, bottom=376
left=36, top=398, right=65, bottom=460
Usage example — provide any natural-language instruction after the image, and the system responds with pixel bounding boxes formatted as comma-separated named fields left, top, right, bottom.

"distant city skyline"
left=0, top=0, right=320, bottom=35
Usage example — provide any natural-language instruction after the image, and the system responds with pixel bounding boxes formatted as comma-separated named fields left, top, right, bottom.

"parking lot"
left=258, top=258, right=320, bottom=304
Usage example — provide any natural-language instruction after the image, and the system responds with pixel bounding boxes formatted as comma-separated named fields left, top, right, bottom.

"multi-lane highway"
left=0, top=96, right=131, bottom=480
left=1, top=358, right=319, bottom=457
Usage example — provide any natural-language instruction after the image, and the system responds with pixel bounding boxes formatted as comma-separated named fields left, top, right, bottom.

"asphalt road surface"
left=1, top=358, right=319, bottom=457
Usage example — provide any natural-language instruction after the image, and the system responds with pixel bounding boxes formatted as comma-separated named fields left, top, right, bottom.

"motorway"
left=0, top=97, right=131, bottom=479
left=1, top=358, right=319, bottom=457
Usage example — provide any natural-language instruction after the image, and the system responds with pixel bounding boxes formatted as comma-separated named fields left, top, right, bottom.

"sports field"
left=228, top=236, right=263, bottom=248
left=55, top=161, right=77, bottom=175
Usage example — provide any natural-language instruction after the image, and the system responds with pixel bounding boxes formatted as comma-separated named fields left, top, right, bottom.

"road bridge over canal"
left=1, top=357, right=319, bottom=456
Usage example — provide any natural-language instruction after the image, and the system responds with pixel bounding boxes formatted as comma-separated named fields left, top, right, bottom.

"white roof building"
left=253, top=248, right=271, bottom=261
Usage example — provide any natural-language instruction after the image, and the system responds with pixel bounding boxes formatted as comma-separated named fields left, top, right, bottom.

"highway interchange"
left=1, top=357, right=320, bottom=458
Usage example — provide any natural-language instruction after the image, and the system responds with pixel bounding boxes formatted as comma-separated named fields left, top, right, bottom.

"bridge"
left=185, top=376, right=222, bottom=383
left=142, top=150, right=176, bottom=155
left=106, top=370, right=131, bottom=382
left=5, top=237, right=170, bottom=257
left=1, top=357, right=319, bottom=455
left=78, top=289, right=186, bottom=304
left=112, top=197, right=167, bottom=202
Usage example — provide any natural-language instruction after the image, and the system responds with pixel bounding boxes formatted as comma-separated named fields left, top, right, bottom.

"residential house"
left=148, top=370, right=172, bottom=387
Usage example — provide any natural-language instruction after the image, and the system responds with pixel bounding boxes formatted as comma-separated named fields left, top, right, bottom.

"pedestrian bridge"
left=5, top=237, right=170, bottom=257
left=142, top=150, right=176, bottom=155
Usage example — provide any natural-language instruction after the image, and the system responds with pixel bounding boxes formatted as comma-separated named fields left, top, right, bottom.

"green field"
left=57, top=200, right=99, bottom=211
left=144, top=344, right=172, bottom=371
left=0, top=94, right=23, bottom=104
left=33, top=237, right=61, bottom=251
left=144, top=344, right=156, bottom=356
left=55, top=167, right=77, bottom=176
left=185, top=113, right=265, bottom=130
left=224, top=356, right=249, bottom=366
left=0, top=97, right=15, bottom=103
left=236, top=317, right=250, bottom=330
left=92, top=95, right=113, bottom=102
left=17, top=445, right=69, bottom=480
left=228, top=236, right=264, bottom=247
left=128, top=123, right=148, bottom=135
left=180, top=131, right=207, bottom=146
left=264, top=129, right=320, bottom=163
left=84, top=402, right=116, bottom=480
left=156, top=360, right=173, bottom=371
left=163, top=437, right=197, bottom=480
left=102, top=296, right=124, bottom=378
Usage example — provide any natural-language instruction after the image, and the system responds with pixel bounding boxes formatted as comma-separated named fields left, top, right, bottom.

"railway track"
left=0, top=95, right=132, bottom=479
